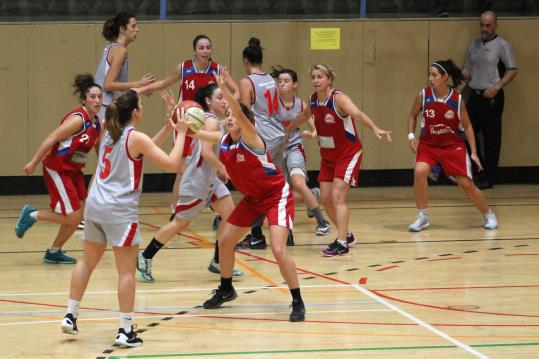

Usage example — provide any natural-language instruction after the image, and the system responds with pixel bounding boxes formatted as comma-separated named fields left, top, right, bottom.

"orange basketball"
left=171, top=100, right=203, bottom=123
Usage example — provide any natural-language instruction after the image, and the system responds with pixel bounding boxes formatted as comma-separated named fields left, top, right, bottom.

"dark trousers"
left=467, top=89, right=504, bottom=183
left=435, top=0, right=493, bottom=12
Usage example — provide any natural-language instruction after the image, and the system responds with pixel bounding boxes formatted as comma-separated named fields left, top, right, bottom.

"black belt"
left=471, top=88, right=485, bottom=95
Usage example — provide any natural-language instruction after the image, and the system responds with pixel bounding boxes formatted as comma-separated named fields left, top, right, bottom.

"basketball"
left=172, top=100, right=206, bottom=133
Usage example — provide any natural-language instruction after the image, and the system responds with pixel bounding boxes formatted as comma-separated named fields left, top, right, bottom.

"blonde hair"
left=310, top=64, right=336, bottom=85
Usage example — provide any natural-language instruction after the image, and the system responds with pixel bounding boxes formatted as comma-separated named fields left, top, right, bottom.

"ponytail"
left=102, top=12, right=135, bottom=42
left=105, top=90, right=139, bottom=144
left=432, top=59, right=464, bottom=88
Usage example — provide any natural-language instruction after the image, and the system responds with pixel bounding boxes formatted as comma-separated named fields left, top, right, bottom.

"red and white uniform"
left=416, top=87, right=472, bottom=179
left=42, top=107, right=101, bottom=214
left=310, top=90, right=363, bottom=186
left=177, top=59, right=220, bottom=157
left=219, top=134, right=294, bottom=229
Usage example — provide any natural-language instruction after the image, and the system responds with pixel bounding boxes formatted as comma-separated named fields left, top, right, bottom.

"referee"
left=463, top=10, right=517, bottom=189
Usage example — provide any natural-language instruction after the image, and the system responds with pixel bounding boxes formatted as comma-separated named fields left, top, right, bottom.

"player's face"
left=208, top=88, right=228, bottom=117
left=226, top=109, right=240, bottom=133
left=83, top=86, right=103, bottom=117
left=194, top=38, right=212, bottom=63
left=278, top=74, right=297, bottom=94
left=428, top=67, right=448, bottom=88
left=480, top=14, right=497, bottom=41
left=121, top=17, right=139, bottom=42
left=311, top=69, right=331, bottom=91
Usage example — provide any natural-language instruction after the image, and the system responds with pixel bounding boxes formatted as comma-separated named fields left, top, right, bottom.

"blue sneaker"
left=15, top=205, right=37, bottom=238
left=43, top=249, right=77, bottom=264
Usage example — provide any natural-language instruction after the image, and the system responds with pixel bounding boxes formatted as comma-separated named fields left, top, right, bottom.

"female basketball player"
left=194, top=69, right=305, bottom=322
left=272, top=66, right=330, bottom=236
left=15, top=74, right=102, bottom=264
left=286, top=64, right=392, bottom=257
left=407, top=59, right=498, bottom=231
left=59, top=90, right=188, bottom=347
left=136, top=83, right=243, bottom=282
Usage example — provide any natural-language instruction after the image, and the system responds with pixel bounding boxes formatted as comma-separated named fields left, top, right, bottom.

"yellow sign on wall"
left=310, top=28, right=341, bottom=50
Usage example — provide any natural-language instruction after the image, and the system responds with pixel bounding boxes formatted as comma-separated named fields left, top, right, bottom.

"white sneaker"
left=77, top=220, right=84, bottom=230
left=207, top=258, right=244, bottom=277
left=60, top=313, right=78, bottom=335
left=136, top=250, right=154, bottom=283
left=484, top=211, right=498, bottom=230
left=408, top=213, right=429, bottom=232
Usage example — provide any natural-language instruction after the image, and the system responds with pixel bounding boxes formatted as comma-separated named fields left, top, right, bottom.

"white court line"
left=0, top=308, right=392, bottom=327
left=0, top=284, right=351, bottom=297
left=352, top=284, right=489, bottom=359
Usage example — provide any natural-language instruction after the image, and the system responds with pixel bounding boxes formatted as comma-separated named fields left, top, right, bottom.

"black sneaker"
left=287, top=230, right=294, bottom=246
left=321, top=240, right=349, bottom=257
left=60, top=313, right=78, bottom=335
left=236, top=234, right=267, bottom=249
left=290, top=301, right=306, bottom=322
left=203, top=286, right=238, bottom=309
left=115, top=326, right=143, bottom=347
left=346, top=233, right=357, bottom=246
left=212, top=215, right=222, bottom=231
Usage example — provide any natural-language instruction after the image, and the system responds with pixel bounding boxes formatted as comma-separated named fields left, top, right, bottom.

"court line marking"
left=352, top=284, right=489, bottom=359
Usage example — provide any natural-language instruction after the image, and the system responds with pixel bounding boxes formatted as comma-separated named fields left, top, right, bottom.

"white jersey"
left=95, top=43, right=129, bottom=106
left=179, top=113, right=224, bottom=198
left=278, top=96, right=304, bottom=149
left=85, top=126, right=143, bottom=224
left=246, top=73, right=285, bottom=147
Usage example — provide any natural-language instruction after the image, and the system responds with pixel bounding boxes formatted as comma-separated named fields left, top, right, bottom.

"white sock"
left=29, top=211, right=38, bottom=220
left=49, top=247, right=60, bottom=254
left=337, top=239, right=348, bottom=247
left=66, top=299, right=80, bottom=318
left=418, top=208, right=428, bottom=216
left=120, top=312, right=133, bottom=333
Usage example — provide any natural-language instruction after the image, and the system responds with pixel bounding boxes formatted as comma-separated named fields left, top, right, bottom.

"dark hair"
left=195, top=83, right=219, bottom=111
left=105, top=90, right=139, bottom=144
left=193, top=34, right=211, bottom=50
left=73, top=73, right=101, bottom=100
left=239, top=103, right=255, bottom=124
left=431, top=59, right=464, bottom=88
left=242, top=37, right=263, bottom=65
left=102, top=12, right=135, bottom=42
left=270, top=65, right=298, bottom=82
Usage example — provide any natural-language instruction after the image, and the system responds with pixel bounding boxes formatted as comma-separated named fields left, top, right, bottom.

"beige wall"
left=2, top=18, right=537, bottom=177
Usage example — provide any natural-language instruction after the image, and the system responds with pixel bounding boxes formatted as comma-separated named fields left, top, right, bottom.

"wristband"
left=407, top=132, right=415, bottom=141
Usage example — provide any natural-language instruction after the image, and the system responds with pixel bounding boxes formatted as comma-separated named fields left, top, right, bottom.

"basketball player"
left=196, top=69, right=305, bottom=322
left=60, top=90, right=188, bottom=347
left=407, top=59, right=498, bottom=231
left=286, top=64, right=392, bottom=257
left=136, top=83, right=243, bottom=282
left=15, top=74, right=102, bottom=264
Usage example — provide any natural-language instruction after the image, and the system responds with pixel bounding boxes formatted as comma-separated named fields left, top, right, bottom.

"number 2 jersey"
left=85, top=126, right=143, bottom=224
left=42, top=107, right=101, bottom=172
left=419, top=87, right=464, bottom=147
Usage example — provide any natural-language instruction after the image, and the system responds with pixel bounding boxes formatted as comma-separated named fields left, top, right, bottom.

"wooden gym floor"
left=0, top=184, right=538, bottom=358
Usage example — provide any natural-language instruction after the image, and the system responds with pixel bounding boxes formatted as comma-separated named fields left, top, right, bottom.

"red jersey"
left=419, top=87, right=464, bottom=147
left=178, top=59, right=220, bottom=102
left=310, top=89, right=362, bottom=161
left=43, top=107, right=101, bottom=172
left=219, top=134, right=286, bottom=199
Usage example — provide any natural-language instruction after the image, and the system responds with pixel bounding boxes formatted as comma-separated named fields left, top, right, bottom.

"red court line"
left=376, top=266, right=399, bottom=272
left=428, top=257, right=462, bottom=262
left=359, top=277, right=368, bottom=285
left=370, top=290, right=539, bottom=318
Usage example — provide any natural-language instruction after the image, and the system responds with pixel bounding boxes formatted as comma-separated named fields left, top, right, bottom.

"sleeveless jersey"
left=42, top=107, right=101, bottom=172
left=85, top=126, right=143, bottom=224
left=95, top=43, right=129, bottom=106
left=180, top=113, right=224, bottom=198
left=178, top=59, right=220, bottom=102
left=419, top=87, right=464, bottom=147
left=310, top=89, right=362, bottom=161
left=246, top=73, right=285, bottom=146
left=278, top=96, right=303, bottom=149
left=219, top=133, right=285, bottom=199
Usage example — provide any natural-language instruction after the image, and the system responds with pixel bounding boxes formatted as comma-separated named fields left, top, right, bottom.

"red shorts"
left=416, top=142, right=472, bottom=179
left=318, top=150, right=363, bottom=186
left=227, top=183, right=294, bottom=229
left=43, top=167, right=86, bottom=215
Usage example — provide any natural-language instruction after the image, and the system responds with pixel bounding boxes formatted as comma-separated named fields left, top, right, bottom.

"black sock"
left=142, top=238, right=164, bottom=259
left=251, top=225, right=263, bottom=238
left=220, top=276, right=233, bottom=292
left=214, top=241, right=219, bottom=263
left=169, top=212, right=176, bottom=222
left=290, top=287, right=303, bottom=304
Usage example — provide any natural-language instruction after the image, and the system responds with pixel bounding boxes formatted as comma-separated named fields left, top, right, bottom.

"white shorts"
left=174, top=181, right=230, bottom=221
left=84, top=220, right=141, bottom=247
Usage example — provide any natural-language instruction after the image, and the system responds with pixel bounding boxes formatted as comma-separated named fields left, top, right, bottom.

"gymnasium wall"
left=1, top=18, right=537, bottom=177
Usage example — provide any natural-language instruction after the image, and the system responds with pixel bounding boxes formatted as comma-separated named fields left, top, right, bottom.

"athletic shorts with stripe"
left=416, top=142, right=472, bottom=179
left=318, top=149, right=363, bottom=187
left=227, top=182, right=294, bottom=229
left=173, top=181, right=230, bottom=221
left=84, top=220, right=141, bottom=247
left=42, top=166, right=86, bottom=215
